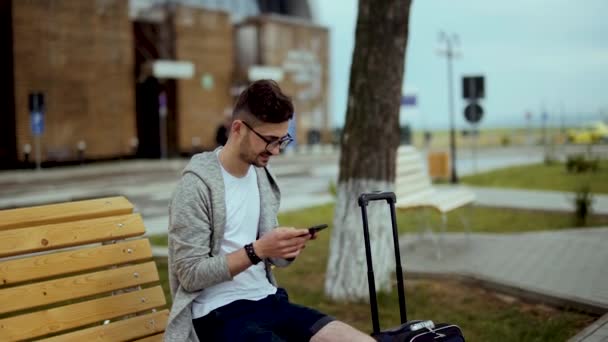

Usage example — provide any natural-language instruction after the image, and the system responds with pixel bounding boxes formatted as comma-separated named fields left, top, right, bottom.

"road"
left=1, top=144, right=605, bottom=235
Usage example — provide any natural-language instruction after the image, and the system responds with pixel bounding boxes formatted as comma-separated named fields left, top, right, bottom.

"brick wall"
left=236, top=16, right=330, bottom=145
left=12, top=0, right=135, bottom=162
left=174, top=6, right=234, bottom=152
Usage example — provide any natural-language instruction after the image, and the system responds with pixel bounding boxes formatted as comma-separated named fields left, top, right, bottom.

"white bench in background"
left=395, top=145, right=476, bottom=258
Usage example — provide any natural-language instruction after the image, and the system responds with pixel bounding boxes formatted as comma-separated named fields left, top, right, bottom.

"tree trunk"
left=324, top=0, right=412, bottom=301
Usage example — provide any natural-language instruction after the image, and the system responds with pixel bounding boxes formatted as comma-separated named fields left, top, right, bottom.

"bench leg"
left=415, top=208, right=442, bottom=259
left=457, top=205, right=473, bottom=244
left=435, top=213, right=447, bottom=259
left=424, top=209, right=443, bottom=259
left=416, top=209, right=430, bottom=240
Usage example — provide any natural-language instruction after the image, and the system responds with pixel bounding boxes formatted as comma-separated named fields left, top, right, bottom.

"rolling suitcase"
left=358, top=191, right=465, bottom=342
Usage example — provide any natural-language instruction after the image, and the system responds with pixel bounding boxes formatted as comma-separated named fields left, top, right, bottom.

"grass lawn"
left=152, top=203, right=600, bottom=341
left=461, top=161, right=608, bottom=194
left=149, top=204, right=608, bottom=248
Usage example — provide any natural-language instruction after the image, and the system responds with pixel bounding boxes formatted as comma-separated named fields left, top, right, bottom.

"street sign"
left=462, top=76, right=485, bottom=99
left=29, top=92, right=45, bottom=136
left=401, top=94, right=417, bottom=106
left=287, top=113, right=297, bottom=150
left=158, top=92, right=167, bottom=118
left=464, top=103, right=483, bottom=123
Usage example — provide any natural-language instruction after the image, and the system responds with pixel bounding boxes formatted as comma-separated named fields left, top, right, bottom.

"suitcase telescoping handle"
left=358, top=191, right=407, bottom=335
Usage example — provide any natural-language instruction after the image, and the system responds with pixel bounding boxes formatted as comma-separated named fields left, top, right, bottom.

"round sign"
left=464, top=103, right=483, bottom=123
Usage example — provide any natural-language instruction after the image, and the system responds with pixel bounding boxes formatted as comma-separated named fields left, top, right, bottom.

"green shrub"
left=573, top=184, right=594, bottom=226
left=566, top=154, right=599, bottom=173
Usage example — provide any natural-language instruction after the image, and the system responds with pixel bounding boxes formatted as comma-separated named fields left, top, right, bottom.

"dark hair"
left=233, top=80, right=294, bottom=124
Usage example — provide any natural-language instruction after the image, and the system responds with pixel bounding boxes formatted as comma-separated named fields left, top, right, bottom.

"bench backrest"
left=0, top=196, right=167, bottom=341
left=395, top=146, right=434, bottom=201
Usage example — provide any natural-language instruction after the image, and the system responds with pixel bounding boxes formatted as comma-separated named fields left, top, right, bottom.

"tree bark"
left=325, top=0, right=412, bottom=301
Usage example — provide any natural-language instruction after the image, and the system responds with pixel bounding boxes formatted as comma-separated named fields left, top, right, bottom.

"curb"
left=567, top=313, right=608, bottom=341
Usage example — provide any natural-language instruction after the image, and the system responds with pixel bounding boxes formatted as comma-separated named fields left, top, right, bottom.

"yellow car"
left=567, top=121, right=608, bottom=144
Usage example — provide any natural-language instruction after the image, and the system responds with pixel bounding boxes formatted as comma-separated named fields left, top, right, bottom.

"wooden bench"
left=396, top=146, right=476, bottom=257
left=0, top=196, right=168, bottom=341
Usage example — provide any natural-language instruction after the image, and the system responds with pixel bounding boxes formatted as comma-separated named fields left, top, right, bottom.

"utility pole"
left=437, top=31, right=460, bottom=183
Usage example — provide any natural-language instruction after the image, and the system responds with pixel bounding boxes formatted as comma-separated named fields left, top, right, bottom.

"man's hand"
left=253, top=227, right=310, bottom=259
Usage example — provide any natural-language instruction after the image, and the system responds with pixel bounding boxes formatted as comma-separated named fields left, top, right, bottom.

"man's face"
left=237, top=120, right=290, bottom=167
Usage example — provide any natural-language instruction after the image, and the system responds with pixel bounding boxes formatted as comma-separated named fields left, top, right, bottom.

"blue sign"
left=401, top=94, right=417, bottom=106
left=287, top=114, right=297, bottom=149
left=31, top=111, right=44, bottom=135
left=159, top=92, right=167, bottom=109
left=29, top=92, right=45, bottom=136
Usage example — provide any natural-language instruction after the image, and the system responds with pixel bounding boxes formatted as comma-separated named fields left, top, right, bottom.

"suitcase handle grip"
left=358, top=191, right=396, bottom=207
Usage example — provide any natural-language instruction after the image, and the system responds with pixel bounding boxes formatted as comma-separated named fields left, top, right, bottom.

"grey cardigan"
left=164, top=149, right=292, bottom=341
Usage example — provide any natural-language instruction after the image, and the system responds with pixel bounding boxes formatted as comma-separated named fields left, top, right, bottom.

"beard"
left=239, top=140, right=272, bottom=167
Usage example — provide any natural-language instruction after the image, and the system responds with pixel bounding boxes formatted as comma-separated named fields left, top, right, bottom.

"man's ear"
left=231, top=120, right=243, bottom=136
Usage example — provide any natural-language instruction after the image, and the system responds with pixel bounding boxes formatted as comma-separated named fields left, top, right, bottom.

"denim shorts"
left=192, top=288, right=335, bottom=341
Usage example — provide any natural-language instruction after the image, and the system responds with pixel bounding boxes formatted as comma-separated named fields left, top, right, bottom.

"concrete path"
left=462, top=186, right=608, bottom=215
left=399, top=228, right=608, bottom=314
left=399, top=228, right=608, bottom=341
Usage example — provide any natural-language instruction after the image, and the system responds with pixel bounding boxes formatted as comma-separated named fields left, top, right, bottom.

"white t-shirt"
left=191, top=155, right=277, bottom=319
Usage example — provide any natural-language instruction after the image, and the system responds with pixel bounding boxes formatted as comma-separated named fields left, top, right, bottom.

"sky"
left=310, top=0, right=608, bottom=130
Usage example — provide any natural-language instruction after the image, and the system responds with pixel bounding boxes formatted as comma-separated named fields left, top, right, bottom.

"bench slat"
left=134, top=333, right=165, bottom=342
left=41, top=310, right=168, bottom=342
left=0, top=239, right=153, bottom=286
left=0, top=213, right=145, bottom=258
left=0, top=285, right=166, bottom=341
left=395, top=145, right=475, bottom=214
left=0, top=261, right=160, bottom=315
left=397, top=152, right=423, bottom=166
left=396, top=173, right=431, bottom=191
left=396, top=165, right=427, bottom=180
left=0, top=196, right=133, bottom=231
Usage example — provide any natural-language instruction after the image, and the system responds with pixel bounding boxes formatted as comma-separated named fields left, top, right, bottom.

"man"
left=214, top=108, right=232, bottom=147
left=165, top=80, right=373, bottom=341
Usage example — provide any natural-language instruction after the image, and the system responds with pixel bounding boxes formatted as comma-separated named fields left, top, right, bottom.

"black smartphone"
left=308, top=224, right=328, bottom=235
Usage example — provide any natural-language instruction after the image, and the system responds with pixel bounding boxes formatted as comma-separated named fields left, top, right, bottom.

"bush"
left=566, top=154, right=599, bottom=173
left=573, top=184, right=594, bottom=226
left=500, top=134, right=511, bottom=147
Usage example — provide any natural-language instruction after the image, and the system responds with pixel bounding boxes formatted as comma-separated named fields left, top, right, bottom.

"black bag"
left=358, top=191, right=465, bottom=342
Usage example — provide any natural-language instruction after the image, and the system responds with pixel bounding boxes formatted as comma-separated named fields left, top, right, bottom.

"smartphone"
left=308, top=224, right=328, bottom=235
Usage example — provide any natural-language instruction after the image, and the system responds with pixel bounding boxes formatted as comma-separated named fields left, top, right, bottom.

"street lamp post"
left=437, top=32, right=460, bottom=184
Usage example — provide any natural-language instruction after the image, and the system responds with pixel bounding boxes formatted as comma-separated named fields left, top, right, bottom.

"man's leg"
left=193, top=296, right=285, bottom=341
left=311, top=321, right=375, bottom=342
left=271, top=288, right=374, bottom=341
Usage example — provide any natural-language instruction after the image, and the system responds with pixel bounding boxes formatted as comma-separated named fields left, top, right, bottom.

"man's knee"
left=311, top=321, right=375, bottom=342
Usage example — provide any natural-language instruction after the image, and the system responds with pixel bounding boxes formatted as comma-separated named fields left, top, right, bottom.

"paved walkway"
left=400, top=229, right=608, bottom=314
left=461, top=186, right=608, bottom=215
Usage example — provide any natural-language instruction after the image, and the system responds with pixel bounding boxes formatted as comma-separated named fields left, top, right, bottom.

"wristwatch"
left=244, top=243, right=262, bottom=264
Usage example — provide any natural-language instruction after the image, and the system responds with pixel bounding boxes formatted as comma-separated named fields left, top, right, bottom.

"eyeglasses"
left=240, top=120, right=293, bottom=152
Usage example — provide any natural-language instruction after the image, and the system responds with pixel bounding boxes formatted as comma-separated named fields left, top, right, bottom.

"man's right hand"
left=253, top=227, right=310, bottom=260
